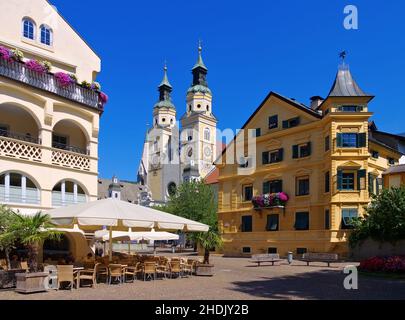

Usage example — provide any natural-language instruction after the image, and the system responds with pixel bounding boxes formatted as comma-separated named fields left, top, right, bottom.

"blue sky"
left=51, top=0, right=405, bottom=181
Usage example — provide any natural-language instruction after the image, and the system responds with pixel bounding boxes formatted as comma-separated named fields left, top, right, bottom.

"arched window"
left=167, top=182, right=177, bottom=197
left=22, top=18, right=35, bottom=40
left=40, top=25, right=52, bottom=46
left=204, top=128, right=210, bottom=141
left=207, top=105, right=210, bottom=112
left=0, top=172, right=40, bottom=204
left=52, top=180, right=87, bottom=207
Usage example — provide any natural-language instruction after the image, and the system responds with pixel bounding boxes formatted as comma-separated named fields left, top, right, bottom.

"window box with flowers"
left=252, top=192, right=289, bottom=209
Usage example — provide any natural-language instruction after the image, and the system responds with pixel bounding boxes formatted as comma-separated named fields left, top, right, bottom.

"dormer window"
left=22, top=18, right=35, bottom=40
left=40, top=25, right=52, bottom=46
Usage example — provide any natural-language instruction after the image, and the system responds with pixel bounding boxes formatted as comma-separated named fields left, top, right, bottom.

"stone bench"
left=301, top=253, right=339, bottom=267
left=249, top=254, right=282, bottom=266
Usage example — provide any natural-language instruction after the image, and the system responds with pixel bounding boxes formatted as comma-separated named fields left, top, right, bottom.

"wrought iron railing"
left=0, top=58, right=103, bottom=110
left=52, top=142, right=88, bottom=155
left=0, top=129, right=41, bottom=144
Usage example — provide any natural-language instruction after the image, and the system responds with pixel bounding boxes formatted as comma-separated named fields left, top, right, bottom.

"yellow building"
left=383, top=164, right=405, bottom=188
left=216, top=63, right=403, bottom=258
left=0, top=0, right=106, bottom=260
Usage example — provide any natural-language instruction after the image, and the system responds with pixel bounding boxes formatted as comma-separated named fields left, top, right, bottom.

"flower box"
left=252, top=192, right=289, bottom=209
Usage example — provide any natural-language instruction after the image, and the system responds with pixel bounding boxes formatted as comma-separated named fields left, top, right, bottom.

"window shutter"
left=292, top=145, right=299, bottom=159
left=262, top=152, right=269, bottom=165
left=263, top=181, right=270, bottom=194
left=278, top=148, right=284, bottom=161
left=357, top=169, right=366, bottom=190
left=337, top=170, right=343, bottom=190
left=282, top=120, right=289, bottom=129
left=336, top=133, right=342, bottom=147
left=358, top=133, right=367, bottom=147
left=307, top=142, right=312, bottom=156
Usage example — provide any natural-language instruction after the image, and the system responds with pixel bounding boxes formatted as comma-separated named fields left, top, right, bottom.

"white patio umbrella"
left=47, top=198, right=208, bottom=261
left=94, top=229, right=180, bottom=255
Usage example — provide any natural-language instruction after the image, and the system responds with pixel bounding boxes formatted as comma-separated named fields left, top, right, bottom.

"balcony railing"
left=52, top=191, right=87, bottom=207
left=52, top=142, right=88, bottom=155
left=0, top=58, right=103, bottom=110
left=0, top=185, right=40, bottom=204
left=0, top=129, right=41, bottom=144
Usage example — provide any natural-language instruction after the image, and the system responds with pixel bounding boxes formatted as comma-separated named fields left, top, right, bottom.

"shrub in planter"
left=252, top=192, right=289, bottom=208
left=81, top=80, right=91, bottom=89
left=91, top=81, right=101, bottom=91
left=26, top=60, right=47, bottom=74
left=11, top=48, right=24, bottom=62
left=55, top=72, right=74, bottom=88
left=99, top=92, right=109, bottom=104
left=0, top=46, right=12, bottom=61
left=69, top=73, right=78, bottom=83
left=359, top=256, right=405, bottom=273
left=42, top=61, right=52, bottom=73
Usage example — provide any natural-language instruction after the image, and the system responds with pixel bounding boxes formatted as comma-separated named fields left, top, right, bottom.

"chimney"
left=310, top=96, right=324, bottom=110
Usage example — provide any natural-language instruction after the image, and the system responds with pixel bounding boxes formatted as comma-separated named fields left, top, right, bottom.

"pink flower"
left=279, top=192, right=289, bottom=202
left=99, top=92, right=108, bottom=104
left=26, top=59, right=46, bottom=73
left=0, top=46, right=12, bottom=61
left=55, top=72, right=73, bottom=88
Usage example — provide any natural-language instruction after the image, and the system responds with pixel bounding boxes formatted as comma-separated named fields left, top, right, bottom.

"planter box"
left=15, top=272, right=48, bottom=294
left=0, top=269, right=25, bottom=289
left=195, top=264, right=214, bottom=276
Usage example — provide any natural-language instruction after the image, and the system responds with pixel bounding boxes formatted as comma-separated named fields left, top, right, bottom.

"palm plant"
left=0, top=205, right=18, bottom=269
left=195, top=228, right=223, bottom=265
left=8, top=212, right=61, bottom=272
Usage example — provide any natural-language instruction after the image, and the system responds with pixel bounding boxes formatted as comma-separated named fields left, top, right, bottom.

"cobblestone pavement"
left=1, top=255, right=404, bottom=300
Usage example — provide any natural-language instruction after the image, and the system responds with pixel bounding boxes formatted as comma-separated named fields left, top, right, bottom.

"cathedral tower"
left=181, top=44, right=217, bottom=181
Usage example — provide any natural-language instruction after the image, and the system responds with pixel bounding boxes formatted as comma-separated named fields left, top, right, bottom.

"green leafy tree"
left=163, top=180, right=222, bottom=264
left=0, top=205, right=18, bottom=269
left=6, top=212, right=61, bottom=272
left=349, top=186, right=405, bottom=248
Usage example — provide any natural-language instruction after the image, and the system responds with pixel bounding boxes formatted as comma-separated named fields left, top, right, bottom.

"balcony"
left=0, top=134, right=91, bottom=172
left=52, top=142, right=88, bottom=155
left=0, top=58, right=103, bottom=110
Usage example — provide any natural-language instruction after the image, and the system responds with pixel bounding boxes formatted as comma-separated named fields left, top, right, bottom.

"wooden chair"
left=96, top=263, right=109, bottom=284
left=123, top=263, right=138, bottom=283
left=76, top=263, right=99, bottom=288
left=169, top=260, right=182, bottom=279
left=143, top=262, right=156, bottom=281
left=57, top=265, right=75, bottom=290
left=183, top=260, right=194, bottom=277
left=108, top=264, right=123, bottom=285
left=156, top=259, right=169, bottom=279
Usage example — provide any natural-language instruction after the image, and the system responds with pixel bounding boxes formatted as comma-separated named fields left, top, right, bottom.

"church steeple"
left=155, top=64, right=175, bottom=109
left=189, top=42, right=211, bottom=94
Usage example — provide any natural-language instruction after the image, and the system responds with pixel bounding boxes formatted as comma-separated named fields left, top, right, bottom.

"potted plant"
left=6, top=212, right=61, bottom=293
left=0, top=205, right=23, bottom=289
left=194, top=227, right=222, bottom=276
left=157, top=180, right=223, bottom=276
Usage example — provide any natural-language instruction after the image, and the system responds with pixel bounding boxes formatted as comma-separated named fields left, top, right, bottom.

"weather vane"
left=339, top=50, right=347, bottom=62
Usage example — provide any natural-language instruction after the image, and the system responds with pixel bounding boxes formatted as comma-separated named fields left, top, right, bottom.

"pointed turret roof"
left=155, top=64, right=175, bottom=109
left=192, top=42, right=207, bottom=71
left=328, top=64, right=369, bottom=97
left=159, top=64, right=172, bottom=88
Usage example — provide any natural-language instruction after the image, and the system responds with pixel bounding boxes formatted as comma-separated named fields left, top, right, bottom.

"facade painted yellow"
left=0, top=1, right=104, bottom=259
left=216, top=68, right=402, bottom=258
